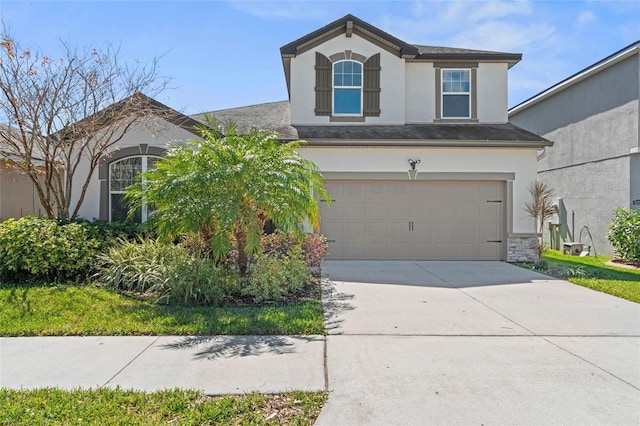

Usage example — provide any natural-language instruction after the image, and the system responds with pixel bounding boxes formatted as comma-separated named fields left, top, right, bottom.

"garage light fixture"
left=408, top=159, right=420, bottom=180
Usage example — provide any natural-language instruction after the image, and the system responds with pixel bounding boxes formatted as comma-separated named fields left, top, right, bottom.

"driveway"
left=316, top=261, right=640, bottom=425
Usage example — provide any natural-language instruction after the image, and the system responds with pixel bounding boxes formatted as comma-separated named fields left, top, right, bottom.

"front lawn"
left=0, top=388, right=327, bottom=425
left=0, top=283, right=324, bottom=336
left=537, top=250, right=640, bottom=303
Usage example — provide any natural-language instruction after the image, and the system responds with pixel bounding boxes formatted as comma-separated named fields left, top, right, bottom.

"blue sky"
left=0, top=1, right=638, bottom=115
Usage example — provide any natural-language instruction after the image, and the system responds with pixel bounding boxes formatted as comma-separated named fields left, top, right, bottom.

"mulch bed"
left=605, top=259, right=640, bottom=271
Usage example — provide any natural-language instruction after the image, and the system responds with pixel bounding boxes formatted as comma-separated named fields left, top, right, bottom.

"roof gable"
left=53, top=92, right=203, bottom=142
left=280, top=14, right=522, bottom=95
left=280, top=14, right=419, bottom=59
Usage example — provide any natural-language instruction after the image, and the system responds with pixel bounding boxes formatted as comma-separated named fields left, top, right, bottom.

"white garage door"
left=320, top=181, right=505, bottom=260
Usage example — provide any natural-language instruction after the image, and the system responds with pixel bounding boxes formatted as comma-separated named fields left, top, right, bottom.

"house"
left=205, top=14, right=551, bottom=262
left=0, top=14, right=550, bottom=262
left=0, top=130, right=52, bottom=219
left=509, top=41, right=640, bottom=257
left=0, top=157, right=47, bottom=219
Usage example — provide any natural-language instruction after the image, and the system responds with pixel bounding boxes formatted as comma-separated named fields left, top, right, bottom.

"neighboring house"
left=509, top=41, right=640, bottom=257
left=0, top=94, right=202, bottom=223
left=205, top=14, right=550, bottom=262
left=0, top=157, right=48, bottom=219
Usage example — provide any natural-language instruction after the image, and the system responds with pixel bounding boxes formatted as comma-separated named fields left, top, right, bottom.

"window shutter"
left=315, top=52, right=332, bottom=116
left=363, top=53, right=381, bottom=117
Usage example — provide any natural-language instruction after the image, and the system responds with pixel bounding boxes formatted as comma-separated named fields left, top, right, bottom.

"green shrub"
left=95, top=239, right=239, bottom=306
left=0, top=216, right=101, bottom=281
left=163, top=257, right=241, bottom=306
left=533, top=259, right=549, bottom=272
left=95, top=238, right=183, bottom=293
left=608, top=208, right=640, bottom=264
left=243, top=247, right=311, bottom=303
left=75, top=219, right=152, bottom=246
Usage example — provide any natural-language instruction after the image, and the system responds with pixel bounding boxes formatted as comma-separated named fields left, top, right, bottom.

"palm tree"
left=524, top=180, right=558, bottom=259
left=126, top=119, right=329, bottom=275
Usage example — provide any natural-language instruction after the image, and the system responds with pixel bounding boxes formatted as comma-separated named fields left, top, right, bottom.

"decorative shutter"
left=315, top=52, right=332, bottom=116
left=363, top=53, right=381, bottom=117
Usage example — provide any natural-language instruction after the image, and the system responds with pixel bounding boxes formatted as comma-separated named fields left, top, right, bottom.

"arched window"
left=333, top=60, right=362, bottom=115
left=109, top=155, right=159, bottom=222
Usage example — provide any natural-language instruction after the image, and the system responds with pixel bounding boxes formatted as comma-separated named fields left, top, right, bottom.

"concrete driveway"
left=316, top=261, right=640, bottom=425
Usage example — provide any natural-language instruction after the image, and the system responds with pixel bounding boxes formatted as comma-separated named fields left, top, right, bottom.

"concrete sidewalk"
left=0, top=335, right=326, bottom=394
left=1, top=260, right=639, bottom=425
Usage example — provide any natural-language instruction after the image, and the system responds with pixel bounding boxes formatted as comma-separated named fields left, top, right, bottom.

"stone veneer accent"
left=507, top=235, right=538, bottom=263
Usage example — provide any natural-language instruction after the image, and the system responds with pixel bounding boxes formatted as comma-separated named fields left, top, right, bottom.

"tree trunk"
left=235, top=223, right=248, bottom=276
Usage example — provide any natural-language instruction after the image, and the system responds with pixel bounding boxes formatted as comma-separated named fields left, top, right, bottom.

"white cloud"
left=576, top=10, right=596, bottom=25
left=378, top=1, right=554, bottom=53
left=451, top=21, right=556, bottom=52
left=467, top=0, right=533, bottom=23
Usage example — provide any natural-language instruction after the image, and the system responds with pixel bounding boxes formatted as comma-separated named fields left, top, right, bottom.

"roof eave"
left=414, top=53, right=521, bottom=68
left=295, top=139, right=553, bottom=148
left=280, top=14, right=419, bottom=57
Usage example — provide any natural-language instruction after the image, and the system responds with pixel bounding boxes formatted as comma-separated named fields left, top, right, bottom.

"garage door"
left=320, top=181, right=505, bottom=260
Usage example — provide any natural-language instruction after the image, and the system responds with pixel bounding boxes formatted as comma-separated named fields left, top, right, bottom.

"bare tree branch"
left=0, top=30, right=169, bottom=219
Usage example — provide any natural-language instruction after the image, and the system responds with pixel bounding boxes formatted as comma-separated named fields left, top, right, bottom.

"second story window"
left=442, top=69, right=471, bottom=118
left=333, top=60, right=362, bottom=115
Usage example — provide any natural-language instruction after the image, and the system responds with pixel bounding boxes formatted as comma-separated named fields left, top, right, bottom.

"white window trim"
left=441, top=68, right=471, bottom=119
left=332, top=59, right=363, bottom=117
left=109, top=155, right=160, bottom=222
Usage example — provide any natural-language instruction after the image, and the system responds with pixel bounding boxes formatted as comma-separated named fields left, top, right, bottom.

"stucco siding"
left=405, top=62, right=435, bottom=123
left=298, top=146, right=537, bottom=235
left=0, top=163, right=48, bottom=219
left=476, top=63, right=508, bottom=123
left=539, top=156, right=630, bottom=257
left=289, top=34, right=406, bottom=125
left=524, top=100, right=638, bottom=172
left=511, top=55, right=639, bottom=137
left=72, top=118, right=199, bottom=220
left=631, top=154, right=640, bottom=210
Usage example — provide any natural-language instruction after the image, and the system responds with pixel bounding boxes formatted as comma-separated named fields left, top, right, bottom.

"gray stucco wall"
left=510, top=54, right=639, bottom=257
left=632, top=154, right=640, bottom=209
left=539, top=157, right=629, bottom=257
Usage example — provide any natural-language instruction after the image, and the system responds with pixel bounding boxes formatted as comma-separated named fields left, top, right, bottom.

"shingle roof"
left=412, top=45, right=513, bottom=55
left=411, top=44, right=521, bottom=64
left=195, top=101, right=551, bottom=148
left=193, top=101, right=293, bottom=137
left=293, top=123, right=550, bottom=146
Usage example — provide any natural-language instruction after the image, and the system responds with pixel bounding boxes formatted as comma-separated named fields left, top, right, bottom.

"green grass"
left=541, top=250, right=640, bottom=303
left=0, top=388, right=327, bottom=425
left=0, top=284, right=324, bottom=336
